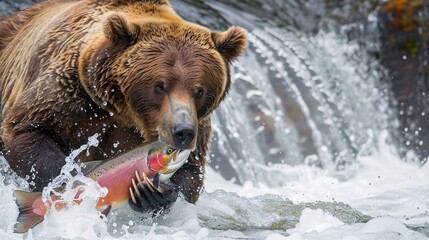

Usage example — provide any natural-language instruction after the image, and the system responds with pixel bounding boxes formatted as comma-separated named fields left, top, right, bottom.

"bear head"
left=79, top=10, right=247, bottom=150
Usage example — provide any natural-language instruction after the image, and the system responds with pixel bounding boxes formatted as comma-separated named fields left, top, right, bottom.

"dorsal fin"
left=82, top=160, right=104, bottom=175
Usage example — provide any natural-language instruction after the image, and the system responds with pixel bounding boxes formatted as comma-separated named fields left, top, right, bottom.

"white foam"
left=211, top=130, right=429, bottom=228
left=287, top=208, right=344, bottom=235
left=0, top=176, right=20, bottom=237
left=361, top=216, right=409, bottom=235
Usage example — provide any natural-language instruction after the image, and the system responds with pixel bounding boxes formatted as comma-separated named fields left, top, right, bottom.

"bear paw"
left=128, top=172, right=179, bottom=213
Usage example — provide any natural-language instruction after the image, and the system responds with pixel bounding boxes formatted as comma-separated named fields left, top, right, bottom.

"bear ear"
left=103, top=13, right=140, bottom=45
left=212, top=26, right=248, bottom=62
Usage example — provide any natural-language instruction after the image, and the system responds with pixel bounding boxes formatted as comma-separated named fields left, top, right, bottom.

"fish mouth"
left=147, top=141, right=192, bottom=175
left=154, top=148, right=192, bottom=179
left=167, top=148, right=192, bottom=170
left=155, top=148, right=191, bottom=175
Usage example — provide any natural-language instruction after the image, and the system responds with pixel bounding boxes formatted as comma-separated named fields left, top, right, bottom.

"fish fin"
left=100, top=205, right=112, bottom=217
left=13, top=190, right=44, bottom=233
left=82, top=160, right=103, bottom=175
left=153, top=173, right=161, bottom=189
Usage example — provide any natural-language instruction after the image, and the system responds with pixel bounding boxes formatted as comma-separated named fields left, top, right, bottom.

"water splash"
left=29, top=134, right=109, bottom=239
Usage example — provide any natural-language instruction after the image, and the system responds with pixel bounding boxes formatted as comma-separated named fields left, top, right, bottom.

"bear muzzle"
left=158, top=95, right=198, bottom=150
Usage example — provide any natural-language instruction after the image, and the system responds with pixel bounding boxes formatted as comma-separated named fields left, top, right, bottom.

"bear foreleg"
left=4, top=130, right=67, bottom=191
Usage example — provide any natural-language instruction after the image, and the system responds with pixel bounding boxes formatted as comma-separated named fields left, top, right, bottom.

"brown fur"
left=0, top=0, right=246, bottom=203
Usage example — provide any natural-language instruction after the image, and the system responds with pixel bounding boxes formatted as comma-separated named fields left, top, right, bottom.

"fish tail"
left=13, top=190, right=45, bottom=233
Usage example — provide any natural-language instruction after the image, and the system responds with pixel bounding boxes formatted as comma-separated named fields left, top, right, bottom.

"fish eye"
left=166, top=148, right=174, bottom=154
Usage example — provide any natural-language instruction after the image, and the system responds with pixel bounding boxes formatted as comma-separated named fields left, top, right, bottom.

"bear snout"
left=166, top=107, right=197, bottom=150
left=171, top=124, right=195, bottom=149
left=157, top=94, right=198, bottom=150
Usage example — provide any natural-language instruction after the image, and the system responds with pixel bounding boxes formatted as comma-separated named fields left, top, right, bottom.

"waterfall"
left=210, top=27, right=401, bottom=186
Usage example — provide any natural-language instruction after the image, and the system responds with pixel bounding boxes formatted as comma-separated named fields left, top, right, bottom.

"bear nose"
left=171, top=124, right=195, bottom=149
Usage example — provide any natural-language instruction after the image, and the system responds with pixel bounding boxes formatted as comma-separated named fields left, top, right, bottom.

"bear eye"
left=155, top=83, right=166, bottom=94
left=194, top=88, right=204, bottom=99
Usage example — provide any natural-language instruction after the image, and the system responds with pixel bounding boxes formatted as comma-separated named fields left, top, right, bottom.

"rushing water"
left=210, top=27, right=399, bottom=185
left=0, top=0, right=429, bottom=239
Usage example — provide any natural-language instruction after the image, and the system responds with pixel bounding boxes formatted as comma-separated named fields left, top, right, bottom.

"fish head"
left=147, top=143, right=191, bottom=175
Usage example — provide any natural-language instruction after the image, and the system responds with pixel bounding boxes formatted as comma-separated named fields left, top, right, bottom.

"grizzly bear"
left=0, top=0, right=246, bottom=212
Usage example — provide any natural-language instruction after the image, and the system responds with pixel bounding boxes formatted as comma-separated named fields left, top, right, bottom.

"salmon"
left=13, top=141, right=191, bottom=233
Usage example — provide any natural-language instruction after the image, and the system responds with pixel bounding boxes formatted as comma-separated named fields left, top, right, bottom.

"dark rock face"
left=378, top=0, right=429, bottom=162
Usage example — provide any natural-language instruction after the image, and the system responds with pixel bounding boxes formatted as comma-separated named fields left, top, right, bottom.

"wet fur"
left=0, top=0, right=246, bottom=204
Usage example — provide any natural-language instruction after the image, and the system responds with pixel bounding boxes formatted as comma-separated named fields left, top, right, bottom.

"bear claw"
left=129, top=171, right=178, bottom=213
